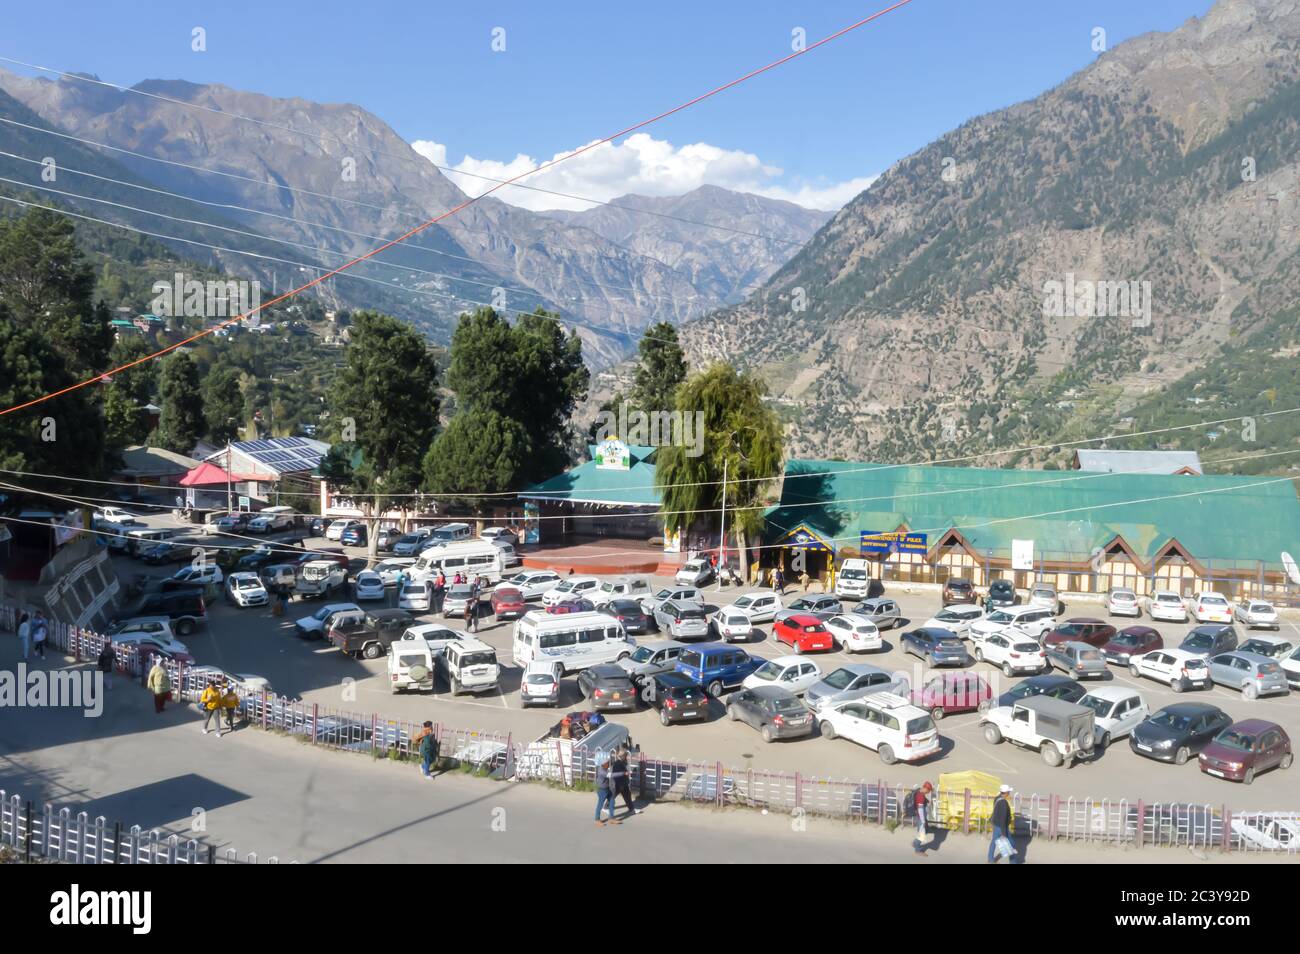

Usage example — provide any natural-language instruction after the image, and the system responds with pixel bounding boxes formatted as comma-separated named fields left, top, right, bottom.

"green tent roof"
left=520, top=445, right=661, bottom=506
left=766, top=460, right=1300, bottom=568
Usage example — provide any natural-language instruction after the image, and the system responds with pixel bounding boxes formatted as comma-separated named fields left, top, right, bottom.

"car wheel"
left=708, top=680, right=724, bottom=698
left=1172, top=678, right=1186, bottom=693
left=761, top=725, right=775, bottom=743
left=1097, top=732, right=1111, bottom=753
left=727, top=704, right=738, bottom=721
left=450, top=677, right=460, bottom=697
left=1281, top=753, right=1293, bottom=770
left=1129, top=664, right=1141, bottom=678
left=177, top=620, right=194, bottom=636
left=616, top=652, right=630, bottom=662
left=931, top=706, right=945, bottom=721
left=1041, top=742, right=1063, bottom=767
left=974, top=649, right=984, bottom=663
left=793, top=642, right=803, bottom=655
left=1174, top=746, right=1190, bottom=766
left=1002, top=662, right=1013, bottom=678
left=1242, top=767, right=1256, bottom=785
left=983, top=725, right=1003, bottom=745
left=363, top=642, right=382, bottom=660
left=977, top=700, right=991, bottom=714
left=1243, top=682, right=1258, bottom=701
left=820, top=720, right=837, bottom=740
left=659, top=709, right=671, bottom=727
left=878, top=744, right=897, bottom=765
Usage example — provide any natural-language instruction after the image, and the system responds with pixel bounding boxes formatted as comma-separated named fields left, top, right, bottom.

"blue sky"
left=3, top=0, right=1213, bottom=209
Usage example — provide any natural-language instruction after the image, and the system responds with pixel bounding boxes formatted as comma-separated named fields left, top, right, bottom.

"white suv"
left=970, top=605, right=1056, bottom=642
left=981, top=696, right=1096, bottom=767
left=1129, top=647, right=1211, bottom=692
left=293, top=601, right=360, bottom=638
left=591, top=576, right=653, bottom=608
left=816, top=692, right=940, bottom=765
left=541, top=575, right=601, bottom=607
left=509, top=570, right=563, bottom=601
left=972, top=631, right=1047, bottom=676
left=1080, top=686, right=1149, bottom=749
left=726, top=591, right=782, bottom=624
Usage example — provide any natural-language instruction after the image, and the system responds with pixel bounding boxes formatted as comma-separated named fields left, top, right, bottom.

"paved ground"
left=88, top=532, right=1300, bottom=812
left=0, top=644, right=1276, bottom=865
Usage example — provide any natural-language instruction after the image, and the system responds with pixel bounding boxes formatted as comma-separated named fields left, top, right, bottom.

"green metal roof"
left=520, top=445, right=662, bottom=506
left=765, top=460, right=1300, bottom=568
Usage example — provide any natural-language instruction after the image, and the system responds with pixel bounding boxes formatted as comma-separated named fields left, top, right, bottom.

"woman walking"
left=913, top=781, right=934, bottom=855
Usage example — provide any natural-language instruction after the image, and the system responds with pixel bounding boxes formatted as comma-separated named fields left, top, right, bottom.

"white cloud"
left=410, top=133, right=872, bottom=212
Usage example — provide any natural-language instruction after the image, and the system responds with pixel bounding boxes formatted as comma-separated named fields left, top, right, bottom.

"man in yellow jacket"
left=220, top=681, right=241, bottom=732
left=200, top=680, right=225, bottom=737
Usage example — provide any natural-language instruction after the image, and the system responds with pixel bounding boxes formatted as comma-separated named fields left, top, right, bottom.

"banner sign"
left=860, top=530, right=927, bottom=555
left=783, top=526, right=832, bottom=552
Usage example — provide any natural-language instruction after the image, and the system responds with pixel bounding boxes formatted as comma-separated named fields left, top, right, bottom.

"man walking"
left=200, top=680, right=225, bottom=736
left=419, top=722, right=440, bottom=779
left=594, top=754, right=619, bottom=825
left=97, top=639, right=115, bottom=691
left=610, top=747, right=640, bottom=818
left=16, top=612, right=30, bottom=660
left=773, top=567, right=784, bottom=595
left=147, top=658, right=171, bottom=714
left=465, top=595, right=478, bottom=633
left=31, top=611, right=48, bottom=659
left=989, top=784, right=1015, bottom=863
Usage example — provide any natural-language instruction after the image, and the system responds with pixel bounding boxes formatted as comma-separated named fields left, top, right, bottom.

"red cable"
left=1, top=0, right=917, bottom=416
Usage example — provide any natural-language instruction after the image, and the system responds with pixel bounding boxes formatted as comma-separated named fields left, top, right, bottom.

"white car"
left=816, top=692, right=941, bottom=765
left=399, top=622, right=465, bottom=655
left=353, top=571, right=386, bottom=602
left=742, top=655, right=823, bottom=695
left=726, top=591, right=783, bottom=624
left=508, top=570, right=564, bottom=601
left=1080, top=686, right=1149, bottom=749
left=1191, top=591, right=1233, bottom=624
left=641, top=586, right=704, bottom=615
left=710, top=608, right=754, bottom=642
left=1128, top=647, right=1212, bottom=692
left=170, top=564, right=224, bottom=587
left=1106, top=587, right=1141, bottom=618
left=325, top=519, right=362, bottom=541
left=188, top=666, right=273, bottom=694
left=591, top=576, right=653, bottom=608
left=225, top=572, right=269, bottom=607
left=823, top=613, right=882, bottom=653
left=1279, top=646, right=1300, bottom=690
left=1235, top=600, right=1279, bottom=630
left=398, top=579, right=432, bottom=612
left=1146, top=589, right=1189, bottom=623
left=972, top=631, right=1047, bottom=676
left=106, top=616, right=175, bottom=642
left=921, top=604, right=985, bottom=639
left=372, top=558, right=416, bottom=586
left=293, top=601, right=360, bottom=638
left=110, top=632, right=191, bottom=660
left=856, top=597, right=901, bottom=631
left=969, top=605, right=1056, bottom=642
left=675, top=559, right=715, bottom=587
left=94, top=506, right=137, bottom=525
left=542, top=575, right=602, bottom=607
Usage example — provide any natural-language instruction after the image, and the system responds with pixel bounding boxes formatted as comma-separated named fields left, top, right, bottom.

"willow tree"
left=655, top=362, right=783, bottom=581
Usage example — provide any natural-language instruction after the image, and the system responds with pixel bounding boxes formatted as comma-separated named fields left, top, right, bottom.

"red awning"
left=179, top=461, right=261, bottom=487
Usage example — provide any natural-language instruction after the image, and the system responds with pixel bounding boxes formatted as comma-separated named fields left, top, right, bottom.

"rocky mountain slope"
left=677, top=0, right=1300, bottom=470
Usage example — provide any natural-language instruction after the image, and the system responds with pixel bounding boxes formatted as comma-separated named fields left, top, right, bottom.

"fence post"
left=1135, top=799, right=1144, bottom=849
left=637, top=753, right=647, bottom=798
left=715, top=762, right=723, bottom=807
left=208, top=843, right=216, bottom=865
left=794, top=772, right=802, bottom=811
left=311, top=703, right=319, bottom=744
left=73, top=627, right=81, bottom=663
left=877, top=779, right=884, bottom=824
left=261, top=690, right=269, bottom=730
left=23, top=801, right=31, bottom=863
left=1048, top=795, right=1059, bottom=840
left=1221, top=805, right=1231, bottom=853
left=113, top=821, right=122, bottom=865
left=370, top=713, right=378, bottom=756
left=963, top=788, right=971, bottom=834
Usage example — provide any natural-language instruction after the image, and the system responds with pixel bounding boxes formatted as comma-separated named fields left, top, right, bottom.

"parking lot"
left=113, top=530, right=1300, bottom=810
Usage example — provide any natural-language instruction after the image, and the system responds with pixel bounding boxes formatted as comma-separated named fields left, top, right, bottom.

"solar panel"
left=280, top=437, right=307, bottom=448
left=249, top=451, right=281, bottom=463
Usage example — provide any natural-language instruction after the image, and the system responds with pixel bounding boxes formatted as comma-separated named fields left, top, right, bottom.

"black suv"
left=1179, top=624, right=1238, bottom=658
left=128, top=590, right=207, bottom=636
left=328, top=608, right=413, bottom=659
left=987, top=580, right=1018, bottom=607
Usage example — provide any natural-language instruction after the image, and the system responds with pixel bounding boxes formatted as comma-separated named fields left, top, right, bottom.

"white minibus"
left=512, top=610, right=635, bottom=674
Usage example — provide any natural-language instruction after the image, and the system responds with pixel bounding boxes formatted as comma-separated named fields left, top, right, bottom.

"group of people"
left=15, top=611, right=49, bottom=659
left=393, top=571, right=487, bottom=632
left=198, top=678, right=242, bottom=737
left=593, top=748, right=639, bottom=825
left=912, top=781, right=1018, bottom=862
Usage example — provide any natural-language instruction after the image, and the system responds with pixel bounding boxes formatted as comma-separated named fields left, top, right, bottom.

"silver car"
left=1046, top=640, right=1108, bottom=680
left=653, top=600, right=710, bottom=640
left=1106, top=588, right=1141, bottom=618
left=856, top=597, right=901, bottom=631
left=1235, top=600, right=1280, bottom=631
left=442, top=584, right=476, bottom=618
left=773, top=594, right=843, bottom=624
left=1028, top=583, right=1059, bottom=613
left=615, top=639, right=687, bottom=693
left=805, top=663, right=909, bottom=712
left=1206, top=651, right=1290, bottom=699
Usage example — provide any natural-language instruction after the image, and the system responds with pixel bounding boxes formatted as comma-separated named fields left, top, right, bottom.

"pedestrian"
left=31, top=611, right=47, bottom=659
left=913, top=781, right=934, bottom=854
left=433, top=572, right=446, bottom=614
left=594, top=754, right=618, bottom=825
left=97, top=638, right=115, bottom=691
left=199, top=679, right=225, bottom=736
left=989, top=784, right=1016, bottom=863
left=799, top=570, right=811, bottom=593
left=464, top=596, right=477, bottom=633
left=419, top=722, right=440, bottom=779
left=221, top=680, right=241, bottom=732
left=611, top=747, right=640, bottom=818
left=16, top=612, right=30, bottom=660
left=773, top=567, right=784, bottom=595
left=147, top=657, right=172, bottom=714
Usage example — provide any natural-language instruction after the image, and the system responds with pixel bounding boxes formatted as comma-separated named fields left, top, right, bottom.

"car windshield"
left=772, top=698, right=804, bottom=715
left=948, top=581, right=971, bottom=591
left=1183, top=634, right=1214, bottom=649
left=822, top=668, right=856, bottom=690
left=1150, top=711, right=1194, bottom=731
left=1013, top=642, right=1042, bottom=653
left=905, top=716, right=934, bottom=735
left=459, top=652, right=496, bottom=667
left=841, top=568, right=866, bottom=580
left=790, top=599, right=815, bottom=610
left=628, top=647, right=655, bottom=663
left=396, top=654, right=427, bottom=668
left=1250, top=603, right=1274, bottom=613
left=1032, top=589, right=1053, bottom=599
left=1112, top=633, right=1143, bottom=647
left=734, top=596, right=755, bottom=608
left=935, top=610, right=960, bottom=622
left=725, top=616, right=748, bottom=627
left=752, top=662, right=781, bottom=681
left=1157, top=594, right=1182, bottom=603
left=1240, top=640, right=1284, bottom=657
left=939, top=639, right=963, bottom=650
left=802, top=625, right=824, bottom=634
left=1214, top=729, right=1255, bottom=751
left=654, top=588, right=672, bottom=600
left=988, top=611, right=1013, bottom=624
left=1201, top=595, right=1227, bottom=605
left=525, top=673, right=554, bottom=685
left=1080, top=696, right=1114, bottom=718
left=670, top=686, right=704, bottom=701
left=1008, top=682, right=1043, bottom=699
left=1113, top=591, right=1136, bottom=601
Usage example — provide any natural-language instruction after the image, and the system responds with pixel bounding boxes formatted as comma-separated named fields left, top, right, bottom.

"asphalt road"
left=101, top=531, right=1300, bottom=812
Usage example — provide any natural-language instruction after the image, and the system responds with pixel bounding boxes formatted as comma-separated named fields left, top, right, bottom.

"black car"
left=726, top=686, right=814, bottom=743
left=237, top=545, right=278, bottom=572
left=646, top=672, right=709, bottom=726
left=576, top=664, right=639, bottom=712
left=126, top=591, right=207, bottom=637
left=995, top=674, right=1085, bottom=708
left=327, top=608, right=413, bottom=659
left=987, top=580, right=1018, bottom=607
left=1130, top=703, right=1233, bottom=764
left=308, top=517, right=327, bottom=537
left=603, top=598, right=654, bottom=635
left=1179, top=624, right=1238, bottom=658
left=140, top=541, right=200, bottom=566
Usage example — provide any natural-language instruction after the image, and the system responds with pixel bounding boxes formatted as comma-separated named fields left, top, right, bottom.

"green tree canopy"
left=203, top=363, right=246, bottom=445
left=422, top=409, right=530, bottom=513
left=155, top=352, right=207, bottom=455
left=103, top=337, right=157, bottom=455
left=629, top=321, right=687, bottom=413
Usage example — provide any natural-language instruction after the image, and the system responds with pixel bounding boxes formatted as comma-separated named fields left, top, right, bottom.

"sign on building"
left=860, top=530, right=927, bottom=555
left=594, top=438, right=630, bottom=470
left=1012, top=539, right=1034, bottom=571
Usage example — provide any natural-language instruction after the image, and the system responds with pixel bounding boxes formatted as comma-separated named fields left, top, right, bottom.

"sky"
left=2, top=0, right=1215, bottom=211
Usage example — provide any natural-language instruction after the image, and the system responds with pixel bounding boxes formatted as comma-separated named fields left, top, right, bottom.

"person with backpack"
left=31, top=611, right=48, bottom=659
left=97, top=639, right=116, bottom=691
left=912, top=781, right=934, bottom=855
left=419, top=723, right=440, bottom=779
left=989, top=784, right=1016, bottom=863
left=16, top=612, right=30, bottom=660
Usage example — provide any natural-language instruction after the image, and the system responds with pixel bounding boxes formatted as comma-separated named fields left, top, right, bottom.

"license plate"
left=607, top=702, right=626, bottom=708
left=681, top=711, right=697, bottom=718
left=1207, top=769, right=1224, bottom=777
left=1136, top=743, right=1151, bottom=752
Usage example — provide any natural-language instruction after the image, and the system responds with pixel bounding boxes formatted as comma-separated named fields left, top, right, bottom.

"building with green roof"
left=765, top=459, right=1300, bottom=600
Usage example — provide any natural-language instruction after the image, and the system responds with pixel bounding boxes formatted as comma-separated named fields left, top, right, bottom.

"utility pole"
left=226, top=441, right=233, bottom=513
left=716, top=456, right=727, bottom=593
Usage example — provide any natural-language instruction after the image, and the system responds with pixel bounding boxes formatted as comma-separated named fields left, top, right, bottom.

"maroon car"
left=942, top=578, right=975, bottom=605
left=491, top=585, right=527, bottom=620
left=1100, top=625, right=1163, bottom=666
left=1198, top=719, right=1293, bottom=784
left=1043, top=618, right=1116, bottom=649
left=546, top=598, right=596, bottom=615
left=911, top=671, right=992, bottom=720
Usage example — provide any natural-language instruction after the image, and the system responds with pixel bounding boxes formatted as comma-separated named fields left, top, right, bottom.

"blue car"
left=341, top=525, right=368, bottom=547
left=674, top=642, right=763, bottom=697
left=900, top=627, right=971, bottom=667
left=995, top=674, right=1085, bottom=708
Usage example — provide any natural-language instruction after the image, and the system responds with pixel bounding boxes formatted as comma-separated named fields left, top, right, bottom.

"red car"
left=491, top=585, right=527, bottom=620
left=1100, top=625, right=1163, bottom=666
left=773, top=614, right=834, bottom=654
left=546, top=598, right=596, bottom=615
left=1043, top=618, right=1116, bottom=649
left=911, top=671, right=992, bottom=720
left=1198, top=719, right=1292, bottom=784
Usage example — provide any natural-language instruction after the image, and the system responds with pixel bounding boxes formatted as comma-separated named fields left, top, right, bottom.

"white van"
left=439, top=638, right=500, bottom=695
left=429, top=522, right=472, bottom=545
left=126, top=527, right=183, bottom=556
left=512, top=610, right=635, bottom=674
left=388, top=642, right=435, bottom=693
left=248, top=506, right=297, bottom=533
left=835, top=558, right=874, bottom=600
left=410, top=540, right=505, bottom=584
